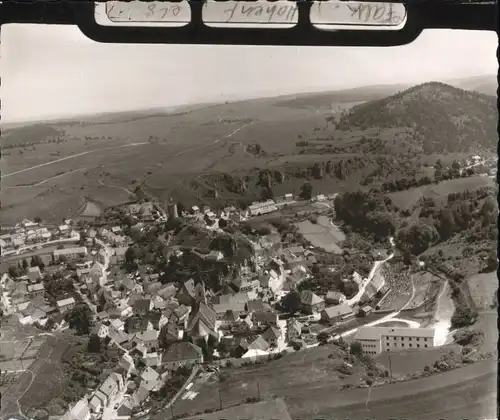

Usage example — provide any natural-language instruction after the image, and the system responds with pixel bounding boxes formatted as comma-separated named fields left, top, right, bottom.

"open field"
left=317, top=358, right=496, bottom=420
left=470, top=311, right=497, bottom=355
left=467, top=272, right=497, bottom=310
left=295, top=215, right=344, bottom=253
left=180, top=398, right=293, bottom=420
left=2, top=84, right=474, bottom=224
left=171, top=355, right=496, bottom=420
left=167, top=345, right=370, bottom=418
left=387, top=176, right=495, bottom=210
left=376, top=344, right=462, bottom=377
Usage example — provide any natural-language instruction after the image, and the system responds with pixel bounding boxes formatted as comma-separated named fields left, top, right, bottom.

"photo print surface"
left=0, top=23, right=498, bottom=420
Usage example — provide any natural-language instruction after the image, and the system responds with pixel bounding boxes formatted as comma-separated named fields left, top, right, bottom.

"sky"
left=0, top=24, right=497, bottom=123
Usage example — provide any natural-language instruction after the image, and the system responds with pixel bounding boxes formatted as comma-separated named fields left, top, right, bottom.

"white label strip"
left=202, top=1, right=299, bottom=28
left=94, top=1, right=406, bottom=30
left=95, top=1, right=191, bottom=27
left=311, top=1, right=406, bottom=28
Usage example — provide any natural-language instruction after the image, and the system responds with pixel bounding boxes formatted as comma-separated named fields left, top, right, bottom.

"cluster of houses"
left=0, top=218, right=79, bottom=254
left=0, top=194, right=396, bottom=420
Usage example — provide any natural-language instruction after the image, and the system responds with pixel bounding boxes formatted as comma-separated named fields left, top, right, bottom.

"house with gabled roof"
left=27, top=283, right=45, bottom=299
left=246, top=299, right=271, bottom=314
left=300, top=290, right=325, bottom=314
left=134, top=330, right=159, bottom=352
left=252, top=310, right=279, bottom=328
left=133, top=298, right=153, bottom=316
left=140, top=366, right=160, bottom=391
left=162, top=342, right=204, bottom=370
left=246, top=336, right=270, bottom=352
left=262, top=326, right=281, bottom=347
left=326, top=291, right=346, bottom=305
left=321, top=303, right=354, bottom=324
left=213, top=301, right=246, bottom=320
left=186, top=302, right=218, bottom=342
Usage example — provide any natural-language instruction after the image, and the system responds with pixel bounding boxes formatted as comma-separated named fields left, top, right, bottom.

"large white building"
left=248, top=200, right=278, bottom=216
left=354, top=326, right=437, bottom=355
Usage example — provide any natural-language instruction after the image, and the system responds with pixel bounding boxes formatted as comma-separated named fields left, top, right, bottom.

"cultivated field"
left=0, top=85, right=438, bottom=225
left=467, top=272, right=497, bottom=311
left=168, top=345, right=370, bottom=418
left=387, top=176, right=495, bottom=210
left=295, top=215, right=344, bottom=253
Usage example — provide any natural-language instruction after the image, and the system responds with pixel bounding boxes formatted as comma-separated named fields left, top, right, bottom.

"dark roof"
left=187, top=302, right=216, bottom=332
left=300, top=290, right=323, bottom=306
left=322, top=304, right=353, bottom=319
left=246, top=299, right=268, bottom=313
left=163, top=342, right=203, bottom=362
left=133, top=299, right=151, bottom=311
left=126, top=317, right=150, bottom=331
left=253, top=311, right=277, bottom=324
left=221, top=310, right=240, bottom=322
left=262, top=326, right=281, bottom=341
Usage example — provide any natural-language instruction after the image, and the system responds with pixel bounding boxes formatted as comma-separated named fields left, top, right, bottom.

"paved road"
left=287, top=358, right=497, bottom=420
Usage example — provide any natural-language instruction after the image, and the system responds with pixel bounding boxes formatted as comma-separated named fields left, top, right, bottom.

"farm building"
left=321, top=303, right=354, bottom=324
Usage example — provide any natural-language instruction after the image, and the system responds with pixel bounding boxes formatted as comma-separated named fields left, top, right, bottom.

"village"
left=0, top=159, right=493, bottom=420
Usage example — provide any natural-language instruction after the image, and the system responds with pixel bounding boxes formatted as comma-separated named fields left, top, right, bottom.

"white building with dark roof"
left=354, top=326, right=437, bottom=355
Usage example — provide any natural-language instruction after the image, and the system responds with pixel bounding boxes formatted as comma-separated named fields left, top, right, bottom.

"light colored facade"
left=354, top=326, right=437, bottom=356
left=248, top=200, right=278, bottom=216
left=27, top=283, right=45, bottom=299
left=53, top=246, right=88, bottom=261
left=57, top=297, right=76, bottom=313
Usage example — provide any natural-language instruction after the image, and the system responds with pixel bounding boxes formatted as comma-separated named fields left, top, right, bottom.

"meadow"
left=387, top=176, right=495, bottom=210
left=295, top=215, right=345, bottom=253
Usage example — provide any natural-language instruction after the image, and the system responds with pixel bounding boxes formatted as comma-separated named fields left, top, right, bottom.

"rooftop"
left=355, top=326, right=436, bottom=341
left=163, top=342, right=203, bottom=362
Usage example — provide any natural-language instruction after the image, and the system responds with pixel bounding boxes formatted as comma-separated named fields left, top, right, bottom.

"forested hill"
left=337, top=82, right=498, bottom=154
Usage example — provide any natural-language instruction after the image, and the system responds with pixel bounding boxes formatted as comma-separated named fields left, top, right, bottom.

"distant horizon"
left=1, top=74, right=495, bottom=128
left=1, top=25, right=497, bottom=125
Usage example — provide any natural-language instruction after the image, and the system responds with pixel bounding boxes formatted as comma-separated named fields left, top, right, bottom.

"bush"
left=350, top=341, right=363, bottom=356
left=451, top=307, right=477, bottom=329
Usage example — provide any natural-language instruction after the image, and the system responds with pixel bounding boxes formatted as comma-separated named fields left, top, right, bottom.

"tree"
left=124, top=247, right=137, bottom=264
left=88, top=334, right=101, bottom=353
left=451, top=307, right=477, bottom=329
left=299, top=182, right=313, bottom=200
left=30, top=255, right=45, bottom=270
left=317, top=331, right=330, bottom=345
left=280, top=291, right=302, bottom=313
left=438, top=208, right=456, bottom=241
left=218, top=218, right=228, bottom=229
left=8, top=266, right=23, bottom=278
left=22, top=259, right=29, bottom=271
left=66, top=304, right=93, bottom=335
left=34, top=216, right=42, bottom=223
left=350, top=341, right=363, bottom=356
